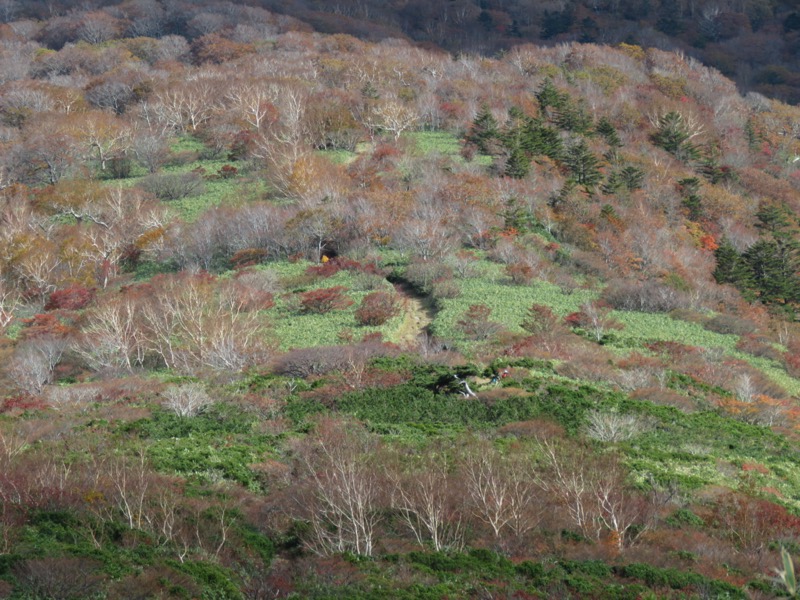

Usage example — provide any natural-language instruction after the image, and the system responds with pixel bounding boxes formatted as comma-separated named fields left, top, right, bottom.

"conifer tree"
left=536, top=79, right=567, bottom=118
left=504, top=144, right=530, bottom=179
left=554, top=101, right=593, bottom=134
left=678, top=177, right=703, bottom=221
left=501, top=196, right=531, bottom=230
left=521, top=119, right=564, bottom=161
left=604, top=165, right=644, bottom=195
left=596, top=117, right=622, bottom=149
left=742, top=239, right=798, bottom=304
left=566, top=139, right=602, bottom=190
left=651, top=111, right=701, bottom=162
left=501, top=106, right=530, bottom=152
left=465, top=103, right=500, bottom=156
left=596, top=116, right=622, bottom=162
left=713, top=238, right=747, bottom=287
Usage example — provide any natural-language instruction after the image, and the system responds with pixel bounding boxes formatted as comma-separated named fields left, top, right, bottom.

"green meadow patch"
left=405, top=130, right=493, bottom=166
left=431, top=265, right=597, bottom=342
left=429, top=258, right=799, bottom=395
left=261, top=261, right=407, bottom=349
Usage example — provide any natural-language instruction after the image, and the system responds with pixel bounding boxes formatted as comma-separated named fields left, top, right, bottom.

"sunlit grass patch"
left=261, top=260, right=406, bottom=349
left=405, top=130, right=493, bottom=166
left=431, top=261, right=598, bottom=342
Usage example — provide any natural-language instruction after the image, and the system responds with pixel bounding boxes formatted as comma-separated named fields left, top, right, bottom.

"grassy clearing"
left=259, top=261, right=407, bottom=350
left=108, top=135, right=269, bottom=221
left=606, top=311, right=800, bottom=395
left=427, top=255, right=799, bottom=394
left=405, top=130, right=493, bottom=166
left=167, top=176, right=266, bottom=222
left=431, top=263, right=598, bottom=341
left=319, top=130, right=493, bottom=167
left=609, top=311, right=738, bottom=350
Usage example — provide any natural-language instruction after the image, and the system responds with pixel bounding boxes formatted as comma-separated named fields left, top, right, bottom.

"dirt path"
left=392, top=282, right=435, bottom=347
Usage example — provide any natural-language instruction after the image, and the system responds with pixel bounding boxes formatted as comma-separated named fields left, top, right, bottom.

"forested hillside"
left=9, top=0, right=800, bottom=101
left=3, top=1, right=800, bottom=598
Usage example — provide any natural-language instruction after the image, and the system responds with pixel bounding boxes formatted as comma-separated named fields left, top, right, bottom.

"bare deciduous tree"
left=162, top=383, right=213, bottom=418
left=8, top=336, right=69, bottom=396
left=464, top=440, right=542, bottom=540
left=0, top=276, right=19, bottom=334
left=584, top=409, right=651, bottom=442
left=292, top=418, right=383, bottom=556
left=389, top=448, right=466, bottom=551
left=78, top=293, right=146, bottom=372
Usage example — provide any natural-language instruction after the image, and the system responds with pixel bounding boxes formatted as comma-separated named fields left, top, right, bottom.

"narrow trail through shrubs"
left=393, top=281, right=435, bottom=346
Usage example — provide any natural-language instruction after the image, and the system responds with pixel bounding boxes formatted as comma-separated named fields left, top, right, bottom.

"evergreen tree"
left=699, top=143, right=736, bottom=185
left=715, top=204, right=800, bottom=311
left=651, top=111, right=701, bottom=162
left=521, top=119, right=564, bottom=161
left=501, top=106, right=530, bottom=151
left=713, top=238, right=748, bottom=286
left=596, top=116, right=622, bottom=161
left=603, top=165, right=644, bottom=195
left=566, top=139, right=602, bottom=190
left=751, top=203, right=800, bottom=305
left=742, top=239, right=799, bottom=304
left=541, top=9, right=574, bottom=39
left=744, top=118, right=760, bottom=151
left=501, top=196, right=532, bottom=230
left=504, top=144, right=531, bottom=179
left=678, top=177, right=704, bottom=221
left=619, top=165, right=644, bottom=190
left=756, top=202, right=793, bottom=236
left=465, top=103, right=500, bottom=155
left=553, top=99, right=593, bottom=134
left=536, top=79, right=567, bottom=119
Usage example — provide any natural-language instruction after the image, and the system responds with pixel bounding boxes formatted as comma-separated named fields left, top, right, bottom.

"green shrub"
left=406, top=549, right=514, bottom=578
left=665, top=508, right=705, bottom=528
left=614, top=563, right=745, bottom=597
left=168, top=560, right=243, bottom=600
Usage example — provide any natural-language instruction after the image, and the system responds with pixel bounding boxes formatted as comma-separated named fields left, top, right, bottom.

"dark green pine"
left=713, top=238, right=747, bottom=286
left=742, top=239, right=798, bottom=304
left=521, top=119, right=564, bottom=161
left=504, top=144, right=531, bottom=179
left=465, top=103, right=501, bottom=156
left=566, top=139, right=602, bottom=189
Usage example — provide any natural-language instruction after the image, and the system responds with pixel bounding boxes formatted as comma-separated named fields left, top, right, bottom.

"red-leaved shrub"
left=44, top=286, right=95, bottom=311
left=355, top=291, right=400, bottom=326
left=299, top=286, right=353, bottom=314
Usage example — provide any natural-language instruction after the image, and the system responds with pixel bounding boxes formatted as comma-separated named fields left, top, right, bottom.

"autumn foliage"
left=355, top=291, right=400, bottom=326
left=299, top=286, right=353, bottom=314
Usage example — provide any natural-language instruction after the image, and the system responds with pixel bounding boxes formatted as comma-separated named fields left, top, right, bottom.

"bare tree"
left=361, top=96, right=419, bottom=141
left=389, top=448, right=466, bottom=551
left=292, top=418, right=383, bottom=556
left=252, top=85, right=313, bottom=196
left=734, top=372, right=757, bottom=403
left=77, top=293, right=146, bottom=372
left=140, top=273, right=272, bottom=374
left=162, top=383, right=213, bottom=418
left=0, top=275, right=19, bottom=334
left=585, top=409, right=651, bottom=443
left=539, top=440, right=600, bottom=540
left=540, top=440, right=655, bottom=549
left=225, top=82, right=276, bottom=131
left=131, top=129, right=170, bottom=174
left=591, top=458, right=655, bottom=551
left=464, top=440, right=541, bottom=540
left=8, top=336, right=69, bottom=395
left=110, top=449, right=151, bottom=531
